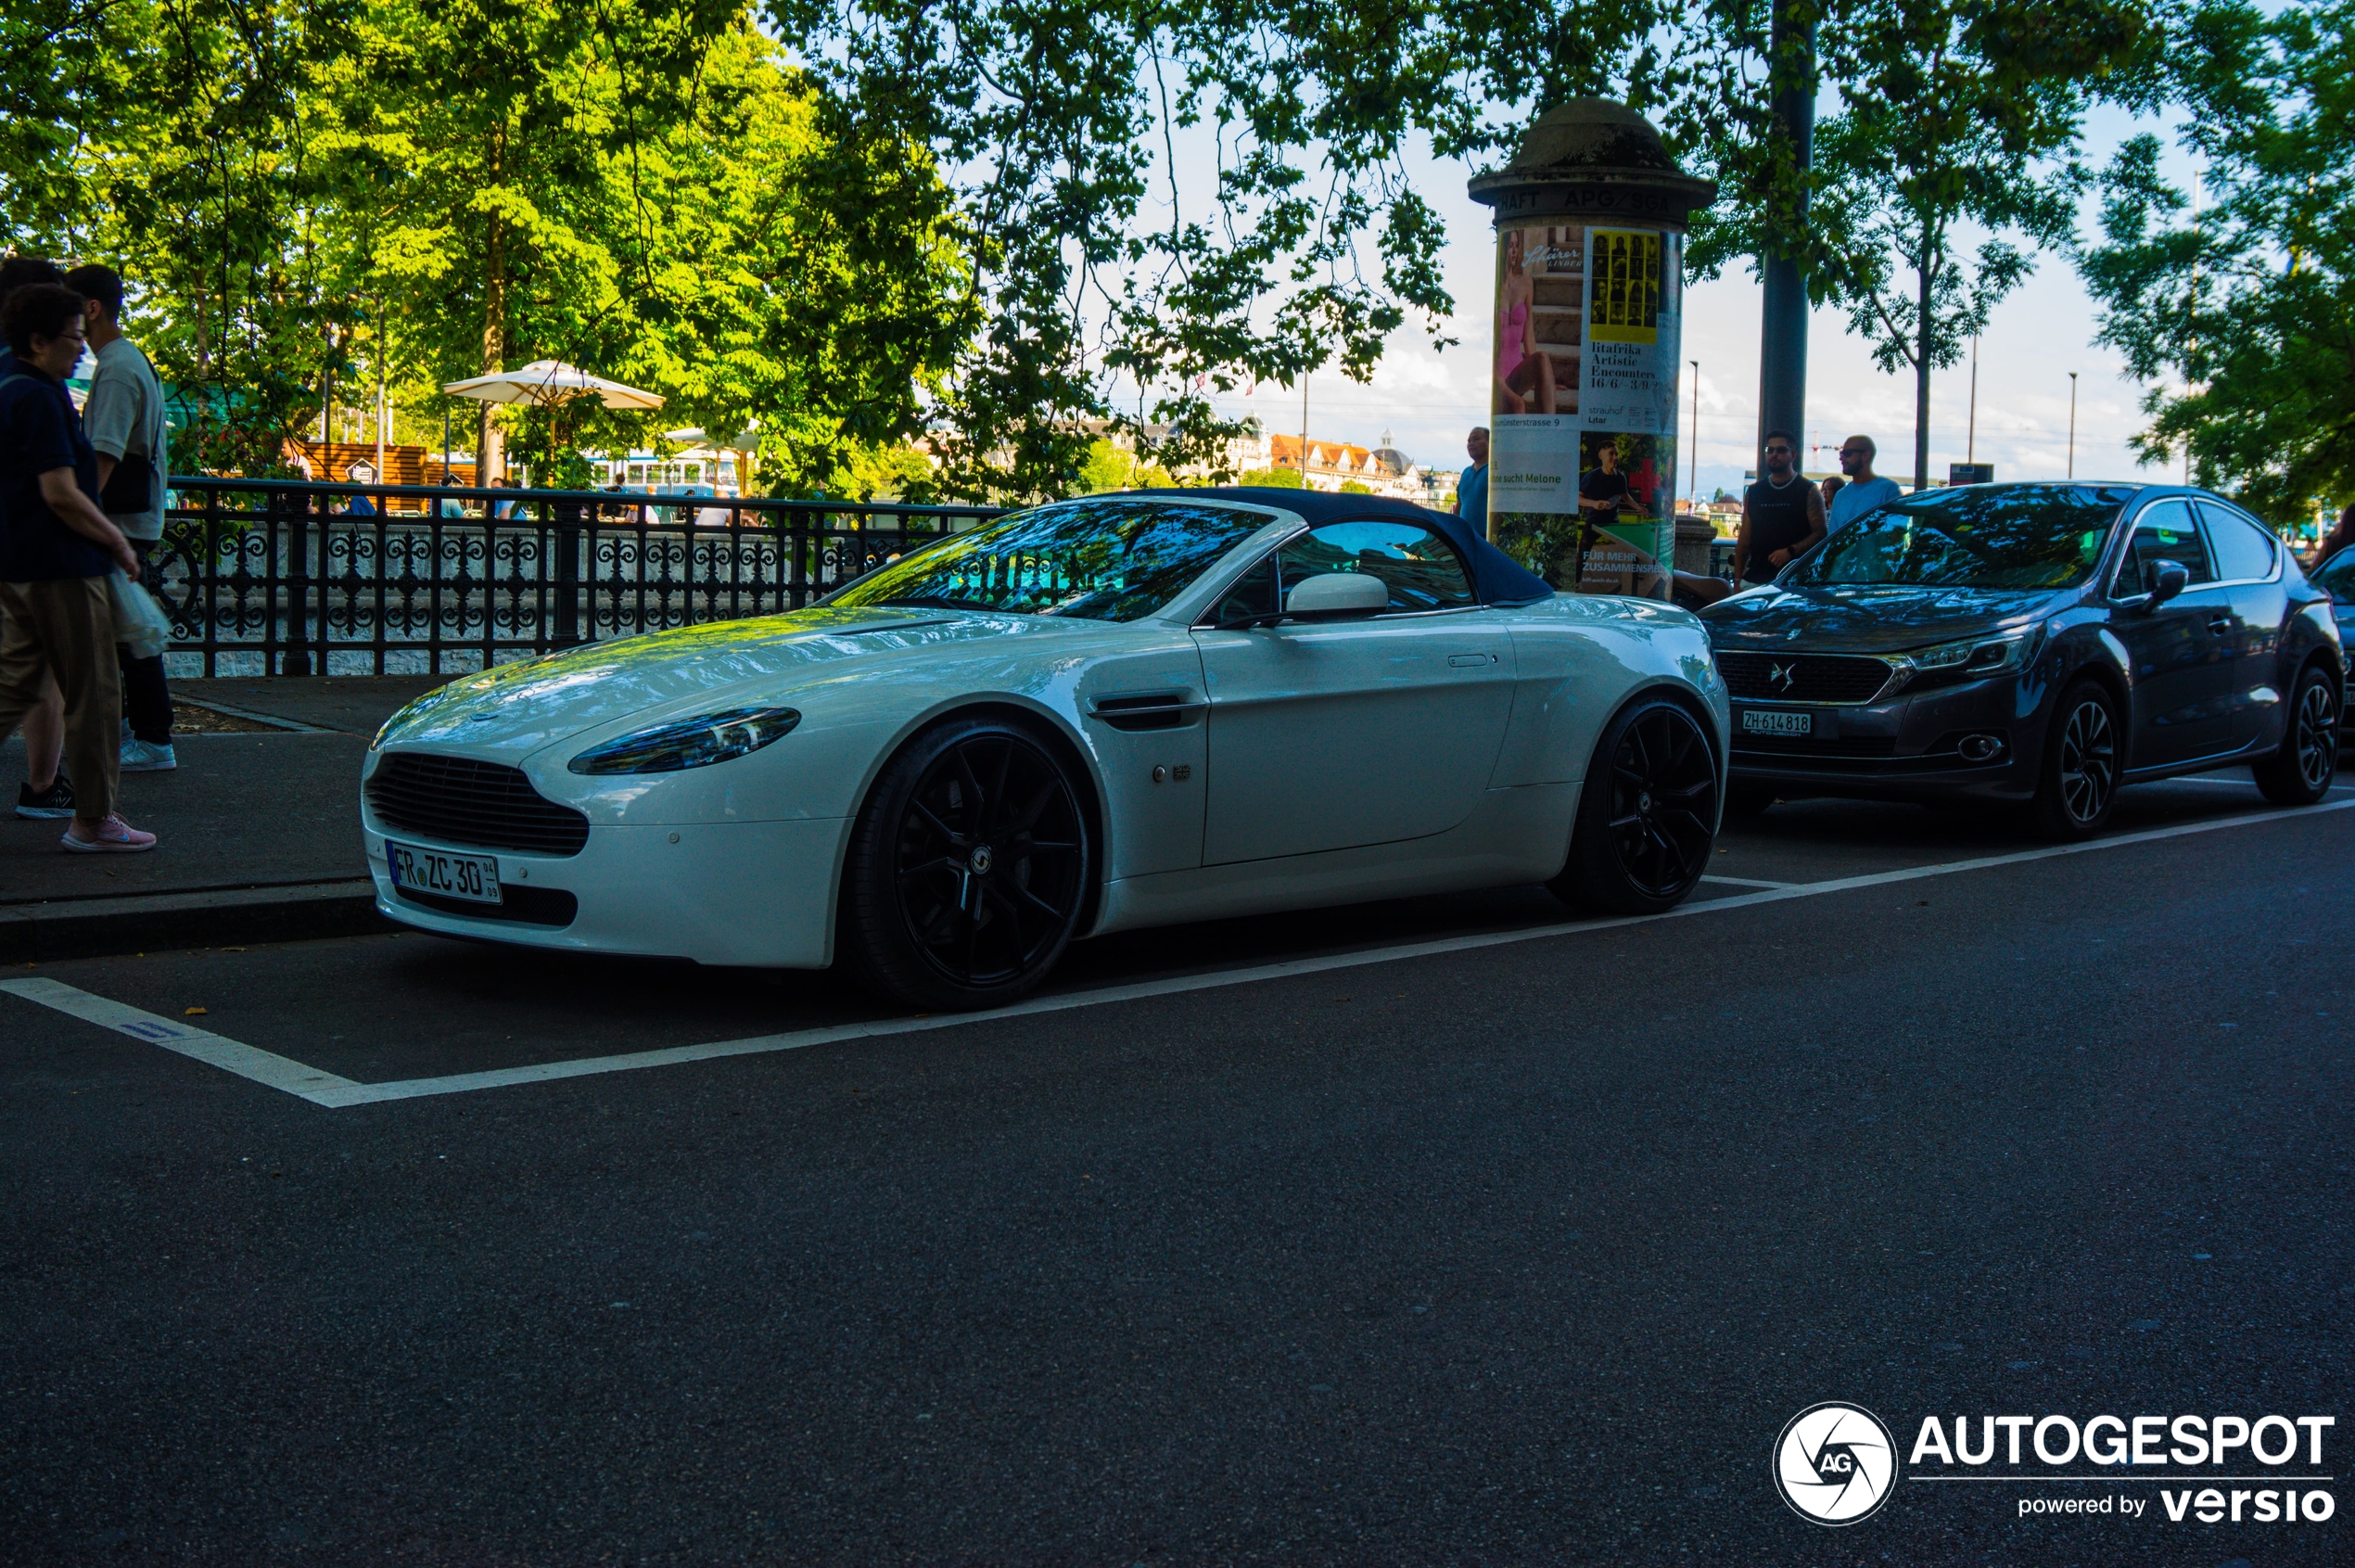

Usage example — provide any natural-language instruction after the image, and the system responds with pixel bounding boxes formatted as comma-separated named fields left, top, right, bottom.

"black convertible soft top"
left=1166, top=486, right=1555, bottom=608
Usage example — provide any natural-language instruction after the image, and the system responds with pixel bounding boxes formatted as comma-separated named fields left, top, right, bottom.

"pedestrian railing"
left=155, top=478, right=1006, bottom=677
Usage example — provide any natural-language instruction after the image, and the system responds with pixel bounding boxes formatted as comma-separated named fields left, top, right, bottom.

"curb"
left=0, top=880, right=389, bottom=963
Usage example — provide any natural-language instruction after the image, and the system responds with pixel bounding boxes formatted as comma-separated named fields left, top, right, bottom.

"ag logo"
left=1774, top=1402, right=1898, bottom=1525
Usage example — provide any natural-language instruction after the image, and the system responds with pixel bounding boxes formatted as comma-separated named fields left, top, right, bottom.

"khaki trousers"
left=0, top=576, right=121, bottom=822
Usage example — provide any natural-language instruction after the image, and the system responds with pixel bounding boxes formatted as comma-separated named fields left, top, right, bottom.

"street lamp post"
left=1688, top=360, right=1700, bottom=507
left=2067, top=372, right=2078, bottom=480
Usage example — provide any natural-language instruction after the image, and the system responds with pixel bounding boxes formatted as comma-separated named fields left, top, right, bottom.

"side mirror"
left=2138, top=559, right=2190, bottom=614
left=1284, top=572, right=1389, bottom=619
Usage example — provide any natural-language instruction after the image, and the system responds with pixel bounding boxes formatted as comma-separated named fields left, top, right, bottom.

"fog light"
left=1958, top=733, right=2004, bottom=762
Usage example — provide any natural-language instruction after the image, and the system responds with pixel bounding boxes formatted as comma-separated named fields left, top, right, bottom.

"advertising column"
left=1469, top=100, right=1715, bottom=601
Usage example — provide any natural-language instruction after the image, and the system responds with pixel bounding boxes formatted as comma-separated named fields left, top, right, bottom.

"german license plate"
left=1742, top=709, right=1813, bottom=737
left=387, top=841, right=502, bottom=904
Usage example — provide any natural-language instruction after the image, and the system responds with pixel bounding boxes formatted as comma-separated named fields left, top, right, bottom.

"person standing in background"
left=67, top=264, right=175, bottom=772
left=2310, top=503, right=2355, bottom=567
left=0, top=254, right=73, bottom=818
left=1458, top=427, right=1489, bottom=525
left=1732, top=430, right=1825, bottom=587
left=1824, top=435, right=1903, bottom=539
left=0, top=283, right=156, bottom=851
left=1820, top=473, right=1845, bottom=514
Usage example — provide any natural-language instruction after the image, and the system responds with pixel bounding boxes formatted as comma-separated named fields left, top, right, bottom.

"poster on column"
left=1487, top=223, right=1680, bottom=598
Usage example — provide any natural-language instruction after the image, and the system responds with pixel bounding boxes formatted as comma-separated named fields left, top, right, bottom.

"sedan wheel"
left=839, top=717, right=1091, bottom=1010
left=1549, top=696, right=1718, bottom=915
left=2252, top=664, right=2340, bottom=806
left=2031, top=681, right=2119, bottom=840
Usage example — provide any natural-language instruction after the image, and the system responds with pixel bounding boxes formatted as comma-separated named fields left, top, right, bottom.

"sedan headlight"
left=567, top=707, right=801, bottom=774
left=1887, top=626, right=2043, bottom=692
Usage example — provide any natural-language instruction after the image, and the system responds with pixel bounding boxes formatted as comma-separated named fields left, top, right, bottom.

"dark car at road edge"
left=1699, top=482, right=2343, bottom=837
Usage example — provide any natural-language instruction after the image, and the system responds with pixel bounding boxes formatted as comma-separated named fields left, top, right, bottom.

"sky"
left=1185, top=101, right=2196, bottom=500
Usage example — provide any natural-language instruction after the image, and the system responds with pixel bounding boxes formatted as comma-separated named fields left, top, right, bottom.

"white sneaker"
left=121, top=738, right=177, bottom=771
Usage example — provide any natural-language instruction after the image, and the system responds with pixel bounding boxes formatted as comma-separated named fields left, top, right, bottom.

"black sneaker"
left=16, top=777, right=74, bottom=819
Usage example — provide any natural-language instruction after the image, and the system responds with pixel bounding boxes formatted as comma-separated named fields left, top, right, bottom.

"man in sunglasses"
left=1732, top=429, right=1825, bottom=587
left=1825, top=435, right=1902, bottom=539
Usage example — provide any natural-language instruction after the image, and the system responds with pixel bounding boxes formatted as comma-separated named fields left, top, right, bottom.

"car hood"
left=1699, top=582, right=2069, bottom=655
left=373, top=606, right=1097, bottom=758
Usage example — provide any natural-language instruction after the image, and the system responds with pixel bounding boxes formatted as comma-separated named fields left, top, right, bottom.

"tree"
left=2076, top=0, right=2355, bottom=524
left=1684, top=0, right=2152, bottom=489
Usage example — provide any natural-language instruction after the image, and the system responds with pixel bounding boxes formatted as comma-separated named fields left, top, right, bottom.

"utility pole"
left=375, top=296, right=388, bottom=487
left=2067, top=373, right=2079, bottom=480
left=1299, top=376, right=1310, bottom=488
left=1756, top=0, right=1816, bottom=463
left=1966, top=335, right=1979, bottom=464
left=1688, top=360, right=1700, bottom=505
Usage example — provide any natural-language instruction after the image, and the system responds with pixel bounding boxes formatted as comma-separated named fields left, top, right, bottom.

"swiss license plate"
left=387, top=841, right=502, bottom=904
left=1741, top=709, right=1813, bottom=737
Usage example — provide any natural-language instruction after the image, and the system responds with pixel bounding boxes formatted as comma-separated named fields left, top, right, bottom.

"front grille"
left=1715, top=651, right=1894, bottom=705
left=365, top=753, right=591, bottom=857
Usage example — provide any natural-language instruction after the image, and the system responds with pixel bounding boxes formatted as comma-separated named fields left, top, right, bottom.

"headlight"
left=1888, top=626, right=2043, bottom=692
left=567, top=707, right=802, bottom=774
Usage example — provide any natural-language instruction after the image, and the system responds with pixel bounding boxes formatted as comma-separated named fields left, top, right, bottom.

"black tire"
left=1724, top=782, right=1776, bottom=820
left=1548, top=696, right=1719, bottom=915
left=2252, top=663, right=2340, bottom=806
left=2030, top=680, right=2120, bottom=840
left=836, top=715, right=1092, bottom=1011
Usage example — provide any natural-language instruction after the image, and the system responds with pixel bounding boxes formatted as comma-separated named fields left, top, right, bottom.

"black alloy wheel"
left=1549, top=696, right=1719, bottom=915
left=2252, top=664, right=2340, bottom=806
left=2031, top=680, right=2120, bottom=840
left=838, top=717, right=1091, bottom=1010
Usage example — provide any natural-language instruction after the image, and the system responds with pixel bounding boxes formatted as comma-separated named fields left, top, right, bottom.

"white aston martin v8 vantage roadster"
left=362, top=488, right=1730, bottom=1008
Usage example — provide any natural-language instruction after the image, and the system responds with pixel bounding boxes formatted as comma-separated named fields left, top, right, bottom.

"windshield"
left=1789, top=486, right=2138, bottom=591
left=2314, top=546, right=2355, bottom=598
left=826, top=498, right=1270, bottom=622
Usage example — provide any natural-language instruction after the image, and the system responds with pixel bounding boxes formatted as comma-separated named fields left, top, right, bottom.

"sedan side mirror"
left=2138, top=559, right=2191, bottom=614
left=1284, top=572, right=1389, bottom=619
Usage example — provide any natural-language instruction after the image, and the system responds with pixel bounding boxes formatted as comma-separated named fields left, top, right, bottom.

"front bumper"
left=1726, top=672, right=2047, bottom=801
left=363, top=816, right=851, bottom=968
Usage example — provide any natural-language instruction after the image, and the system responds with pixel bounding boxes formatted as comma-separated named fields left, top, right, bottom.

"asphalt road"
left=3, top=779, right=2349, bottom=1565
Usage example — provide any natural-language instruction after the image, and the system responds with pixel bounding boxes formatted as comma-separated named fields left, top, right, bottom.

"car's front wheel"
left=2030, top=680, right=2120, bottom=840
left=837, top=715, right=1092, bottom=1011
left=2252, top=662, right=2340, bottom=805
left=1548, top=695, right=1719, bottom=915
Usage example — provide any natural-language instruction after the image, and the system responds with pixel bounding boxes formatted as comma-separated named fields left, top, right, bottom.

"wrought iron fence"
left=154, top=478, right=1006, bottom=677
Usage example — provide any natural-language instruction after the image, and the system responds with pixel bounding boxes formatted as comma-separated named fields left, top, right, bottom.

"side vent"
left=1087, top=693, right=1206, bottom=733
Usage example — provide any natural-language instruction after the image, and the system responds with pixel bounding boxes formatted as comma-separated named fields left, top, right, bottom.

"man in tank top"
left=1733, top=429, right=1825, bottom=586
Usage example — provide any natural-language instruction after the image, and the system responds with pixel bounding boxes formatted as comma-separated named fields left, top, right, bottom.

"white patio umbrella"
left=440, top=359, right=665, bottom=411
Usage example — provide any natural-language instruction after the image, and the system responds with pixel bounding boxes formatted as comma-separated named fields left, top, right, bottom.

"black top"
left=1176, top=486, right=1554, bottom=606
left=1741, top=475, right=1814, bottom=583
left=1579, top=466, right=1631, bottom=513
left=0, top=363, right=110, bottom=581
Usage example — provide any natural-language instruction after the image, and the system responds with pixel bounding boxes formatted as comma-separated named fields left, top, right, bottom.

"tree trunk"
left=1914, top=251, right=1933, bottom=491
left=478, top=215, right=505, bottom=488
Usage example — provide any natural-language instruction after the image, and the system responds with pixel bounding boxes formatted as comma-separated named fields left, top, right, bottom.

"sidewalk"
left=2, top=676, right=449, bottom=961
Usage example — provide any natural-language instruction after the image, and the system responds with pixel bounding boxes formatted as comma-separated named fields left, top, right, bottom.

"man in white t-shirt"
left=1824, top=436, right=1903, bottom=538
left=69, top=264, right=176, bottom=772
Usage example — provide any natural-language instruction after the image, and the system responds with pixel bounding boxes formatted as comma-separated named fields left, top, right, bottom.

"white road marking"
left=8, top=797, right=2354, bottom=1108
left=1700, top=874, right=1798, bottom=888
left=0, top=976, right=361, bottom=1101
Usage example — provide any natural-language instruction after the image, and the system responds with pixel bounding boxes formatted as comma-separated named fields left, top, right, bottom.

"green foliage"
left=1, top=0, right=965, bottom=488
left=2076, top=0, right=2355, bottom=522
left=1236, top=466, right=1305, bottom=490
left=1338, top=479, right=1375, bottom=494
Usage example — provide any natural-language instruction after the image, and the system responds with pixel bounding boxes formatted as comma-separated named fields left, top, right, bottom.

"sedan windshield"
left=827, top=498, right=1270, bottom=622
left=1790, top=485, right=2138, bottom=591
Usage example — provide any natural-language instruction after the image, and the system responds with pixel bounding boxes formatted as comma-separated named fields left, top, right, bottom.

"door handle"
left=1447, top=653, right=1497, bottom=668
left=2208, top=615, right=2234, bottom=635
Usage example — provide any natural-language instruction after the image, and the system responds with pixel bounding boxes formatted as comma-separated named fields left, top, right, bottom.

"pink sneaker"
left=62, top=814, right=159, bottom=853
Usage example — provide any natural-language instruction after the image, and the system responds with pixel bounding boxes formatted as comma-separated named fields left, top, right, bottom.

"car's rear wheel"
left=1548, top=696, right=1719, bottom=915
left=2251, top=663, right=2339, bottom=805
left=2030, top=681, right=2120, bottom=840
left=837, top=715, right=1091, bottom=1011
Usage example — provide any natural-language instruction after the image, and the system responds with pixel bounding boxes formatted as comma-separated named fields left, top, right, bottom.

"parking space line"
left=9, top=797, right=2353, bottom=1108
left=1700, top=874, right=1798, bottom=888
left=0, top=976, right=362, bottom=1103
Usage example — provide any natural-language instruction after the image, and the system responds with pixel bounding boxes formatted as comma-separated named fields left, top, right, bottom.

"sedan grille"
left=1715, top=651, right=1894, bottom=705
left=365, top=753, right=591, bottom=857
